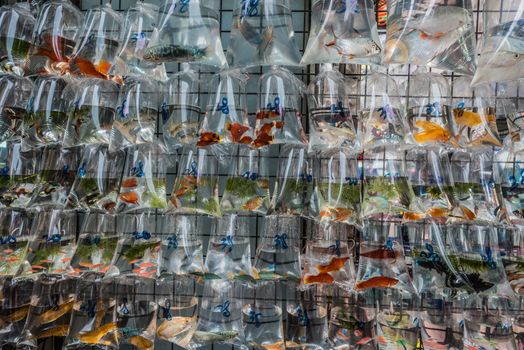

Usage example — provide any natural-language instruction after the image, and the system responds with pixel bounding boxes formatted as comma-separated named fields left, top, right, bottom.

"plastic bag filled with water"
left=254, top=215, right=302, bottom=282
left=111, top=211, right=161, bottom=279
left=419, top=297, right=464, bottom=350
left=69, top=3, right=123, bottom=79
left=63, top=78, right=120, bottom=148
left=0, top=277, right=34, bottom=346
left=384, top=0, right=476, bottom=74
left=169, top=145, right=221, bottom=216
left=144, top=0, right=227, bottom=67
left=355, top=221, right=414, bottom=293
left=0, top=74, right=33, bottom=143
left=17, top=274, right=76, bottom=347
left=155, top=276, right=198, bottom=348
left=157, top=214, right=204, bottom=277
left=197, top=70, right=251, bottom=147
left=204, top=214, right=253, bottom=281
left=0, top=209, right=32, bottom=277
left=307, top=64, right=357, bottom=152
left=472, top=0, right=524, bottom=85
left=0, top=3, right=35, bottom=75
left=221, top=145, right=271, bottom=214
left=63, top=273, right=119, bottom=349
left=254, top=66, right=307, bottom=147
left=190, top=280, right=245, bottom=348
left=302, top=0, right=382, bottom=65
left=67, top=144, right=125, bottom=213
left=272, top=145, right=314, bottom=216
left=497, top=226, right=524, bottom=296
left=302, top=222, right=356, bottom=291
left=226, top=0, right=301, bottom=68
left=115, top=276, right=157, bottom=350
left=163, top=66, right=201, bottom=153
left=68, top=212, right=118, bottom=277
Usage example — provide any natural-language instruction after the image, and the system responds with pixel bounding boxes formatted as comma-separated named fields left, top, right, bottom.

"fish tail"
left=258, top=26, right=274, bottom=59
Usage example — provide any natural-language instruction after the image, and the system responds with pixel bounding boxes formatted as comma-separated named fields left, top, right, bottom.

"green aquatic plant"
left=224, top=177, right=259, bottom=199
left=319, top=182, right=361, bottom=205
left=449, top=255, right=492, bottom=273
left=367, top=177, right=398, bottom=199
left=74, top=237, right=118, bottom=264
left=123, top=241, right=161, bottom=261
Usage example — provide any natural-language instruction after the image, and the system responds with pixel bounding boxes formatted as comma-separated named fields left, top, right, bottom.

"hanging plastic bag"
left=155, top=276, right=198, bottom=348
left=497, top=226, right=524, bottom=296
left=68, top=212, right=118, bottom=277
left=226, top=0, right=301, bottom=67
left=383, top=0, right=476, bottom=74
left=109, top=76, right=162, bottom=151
left=355, top=221, right=414, bottom=293
left=69, top=3, right=123, bottom=79
left=115, top=276, right=157, bottom=350
left=272, top=145, right=314, bottom=216
left=17, top=275, right=76, bottom=347
left=158, top=214, right=204, bottom=277
left=254, top=66, right=307, bottom=147
left=0, top=75, right=33, bottom=143
left=63, top=78, right=120, bottom=148
left=0, top=209, right=32, bottom=277
left=63, top=273, right=119, bottom=348
left=23, top=209, right=77, bottom=276
left=190, top=279, right=245, bottom=348
left=243, top=281, right=285, bottom=349
left=0, top=141, right=39, bottom=209
left=116, top=144, right=170, bottom=213
left=221, top=146, right=271, bottom=214
left=472, top=0, right=524, bottom=85
left=419, top=297, right=464, bottom=350
left=0, top=3, right=35, bottom=75
left=301, top=0, right=382, bottom=66
left=27, top=0, right=83, bottom=75
left=302, top=222, right=356, bottom=291
left=163, top=66, right=201, bottom=153
left=197, top=70, right=251, bottom=147
left=67, top=144, right=125, bottom=213
left=359, top=71, right=410, bottom=150
left=253, top=215, right=302, bottom=282
left=144, top=0, right=227, bottom=67
left=169, top=146, right=221, bottom=216
left=111, top=211, right=161, bottom=279
left=204, top=214, right=253, bottom=281
left=0, top=277, right=34, bottom=346
left=306, top=64, right=357, bottom=152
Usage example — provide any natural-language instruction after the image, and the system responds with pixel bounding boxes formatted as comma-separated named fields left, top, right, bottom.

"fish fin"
left=258, top=26, right=274, bottom=59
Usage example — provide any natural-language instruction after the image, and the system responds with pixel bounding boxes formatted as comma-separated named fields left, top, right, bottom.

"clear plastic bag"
left=158, top=214, right=204, bottom=277
left=494, top=145, right=524, bottom=224
left=306, top=64, right=357, bottom=152
left=0, top=74, right=33, bottom=143
left=0, top=277, right=34, bottom=346
left=221, top=146, right=271, bottom=214
left=115, top=276, right=157, bottom=350
left=68, top=212, right=118, bottom=277
left=63, top=78, right=120, bottom=148
left=301, top=0, right=382, bottom=66
left=69, top=3, right=123, bottom=79
left=497, top=226, right=524, bottom=296
left=0, top=3, right=35, bottom=75
left=383, top=0, right=476, bottom=75
left=419, top=297, right=464, bottom=350
left=190, top=280, right=245, bottom=348
left=314, top=149, right=361, bottom=225
left=253, top=215, right=302, bottom=282
left=63, top=273, right=119, bottom=349
left=472, top=0, right=524, bottom=86
left=145, top=0, right=227, bottom=67
left=67, top=144, right=124, bottom=213
left=197, top=70, right=251, bottom=147
left=204, top=214, right=253, bottom=281
left=302, top=222, right=356, bottom=291
left=0, top=209, right=32, bottom=277
left=169, top=146, right=221, bottom=216
left=355, top=221, right=414, bottom=293
left=272, top=145, right=314, bottom=216
left=116, top=144, right=170, bottom=213
left=254, top=66, right=307, bottom=147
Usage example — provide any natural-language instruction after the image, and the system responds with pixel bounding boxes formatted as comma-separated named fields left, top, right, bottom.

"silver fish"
left=325, top=28, right=381, bottom=59
left=193, top=330, right=239, bottom=342
left=143, top=45, right=207, bottom=63
left=406, top=6, right=472, bottom=36
left=483, top=19, right=524, bottom=54
left=472, top=51, right=524, bottom=86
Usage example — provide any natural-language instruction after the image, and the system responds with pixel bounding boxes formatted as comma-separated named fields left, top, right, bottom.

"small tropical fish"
left=303, top=272, right=335, bottom=284
left=6, top=305, right=29, bottom=322
left=156, top=317, right=194, bottom=340
left=143, top=45, right=207, bottom=63
left=317, top=257, right=349, bottom=274
left=355, top=276, right=399, bottom=290
left=356, top=337, right=373, bottom=345
left=453, top=109, right=496, bottom=128
left=242, top=197, right=264, bottom=211
left=38, top=299, right=74, bottom=324
left=119, top=191, right=140, bottom=205
left=36, top=324, right=69, bottom=339
left=72, top=57, right=111, bottom=79
left=78, top=322, right=118, bottom=344
left=138, top=262, right=156, bottom=268
left=121, top=178, right=139, bottom=188
left=413, top=120, right=451, bottom=143
left=226, top=122, right=251, bottom=143
left=193, top=330, right=239, bottom=342
left=128, top=335, right=154, bottom=350
left=360, top=247, right=397, bottom=260
left=197, top=132, right=221, bottom=147
left=325, top=28, right=381, bottom=59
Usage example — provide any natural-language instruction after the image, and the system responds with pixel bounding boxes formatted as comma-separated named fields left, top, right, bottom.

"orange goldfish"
left=331, top=208, right=353, bottom=222
left=128, top=335, right=154, bottom=350
left=72, top=57, right=111, bottom=79
left=119, top=191, right=140, bottom=205
left=427, top=207, right=449, bottom=217
left=197, top=132, right=221, bottom=147
left=461, top=206, right=476, bottom=220
left=226, top=122, right=251, bottom=143
left=359, top=248, right=397, bottom=260
left=253, top=132, right=274, bottom=148
left=121, top=178, right=139, bottom=188
left=355, top=276, right=399, bottom=290
left=260, top=340, right=286, bottom=350
left=78, top=322, right=118, bottom=344
left=257, top=122, right=276, bottom=136
left=317, top=257, right=349, bottom=274
left=36, top=324, right=70, bottom=339
left=413, top=120, right=451, bottom=143
left=304, top=272, right=335, bottom=284
left=242, top=197, right=264, bottom=211
left=256, top=109, right=280, bottom=120
left=38, top=299, right=74, bottom=324
left=403, top=212, right=426, bottom=221
left=453, top=109, right=496, bottom=128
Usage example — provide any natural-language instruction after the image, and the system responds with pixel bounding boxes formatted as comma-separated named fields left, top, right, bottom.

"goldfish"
left=331, top=208, right=354, bottom=222
left=303, top=272, right=335, bottom=284
left=36, top=324, right=70, bottom=339
left=138, top=262, right=156, bottom=268
left=325, top=28, right=382, bottom=59
left=256, top=109, right=280, bottom=120
left=360, top=247, right=397, bottom=260
left=413, top=120, right=451, bottom=143
left=119, top=191, right=140, bottom=205
left=355, top=276, right=399, bottom=290
left=5, top=305, right=29, bottom=322
left=356, top=337, right=373, bottom=345
left=226, top=122, right=251, bottom=143
left=197, top=132, right=221, bottom=147
left=259, top=340, right=286, bottom=350
left=156, top=317, right=194, bottom=340
left=403, top=212, right=426, bottom=221
left=427, top=207, right=449, bottom=217
left=453, top=109, right=496, bottom=128
left=38, top=299, right=74, bottom=324
left=78, top=322, right=118, bottom=344
left=253, top=132, right=274, bottom=148
left=143, top=45, right=207, bottom=63
left=70, top=57, right=109, bottom=79
left=79, top=262, right=104, bottom=269
left=257, top=122, right=276, bottom=136
left=128, top=335, right=154, bottom=350
left=317, top=257, right=349, bottom=274
left=193, top=330, right=239, bottom=342
left=257, top=179, right=270, bottom=189
left=121, top=178, right=139, bottom=188
left=461, top=206, right=476, bottom=220
left=242, top=197, right=264, bottom=211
